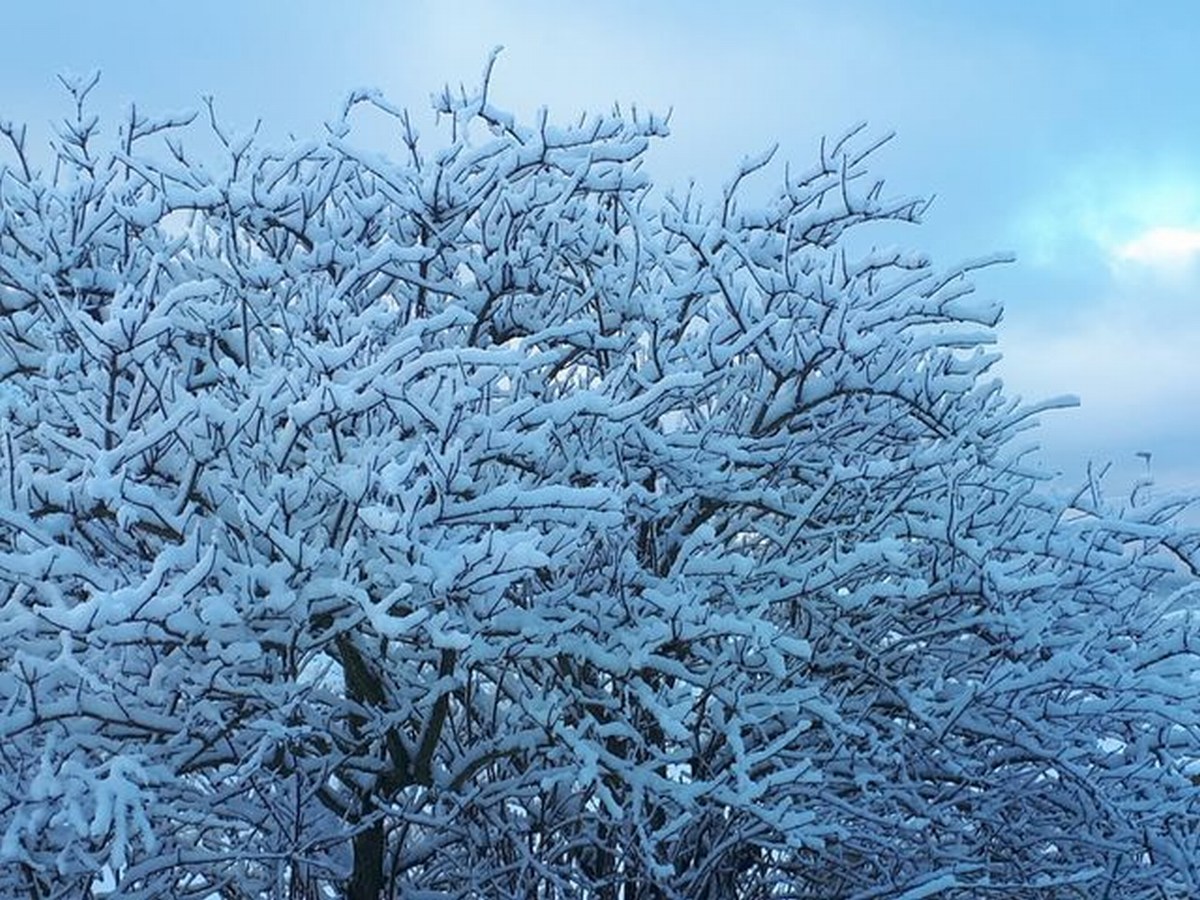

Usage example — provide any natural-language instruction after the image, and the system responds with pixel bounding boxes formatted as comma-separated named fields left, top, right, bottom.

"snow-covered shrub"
left=2, top=69, right=1199, bottom=899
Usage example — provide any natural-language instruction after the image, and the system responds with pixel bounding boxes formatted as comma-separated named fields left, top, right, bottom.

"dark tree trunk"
left=348, top=815, right=385, bottom=900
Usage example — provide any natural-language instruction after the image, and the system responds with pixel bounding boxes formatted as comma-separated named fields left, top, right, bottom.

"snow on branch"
left=0, top=70, right=1198, bottom=899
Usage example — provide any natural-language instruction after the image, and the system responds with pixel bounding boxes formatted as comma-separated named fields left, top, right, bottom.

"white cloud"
left=1115, top=226, right=1200, bottom=268
left=1013, top=158, right=1200, bottom=271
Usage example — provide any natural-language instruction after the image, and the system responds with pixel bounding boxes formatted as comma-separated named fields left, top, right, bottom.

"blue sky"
left=4, top=1, right=1198, bottom=502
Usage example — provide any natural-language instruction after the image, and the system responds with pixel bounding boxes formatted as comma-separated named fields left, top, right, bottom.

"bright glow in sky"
left=1116, top=227, right=1200, bottom=268
left=1018, top=160, right=1200, bottom=268
left=3, top=0, right=1198, bottom=502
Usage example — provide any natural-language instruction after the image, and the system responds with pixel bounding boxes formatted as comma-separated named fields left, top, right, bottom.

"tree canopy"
left=2, top=69, right=1199, bottom=899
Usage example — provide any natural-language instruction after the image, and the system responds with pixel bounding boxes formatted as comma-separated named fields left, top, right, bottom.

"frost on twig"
left=0, top=71, right=1198, bottom=899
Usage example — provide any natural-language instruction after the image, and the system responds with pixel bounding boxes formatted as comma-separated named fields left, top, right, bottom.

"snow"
left=0, top=71, right=1197, bottom=900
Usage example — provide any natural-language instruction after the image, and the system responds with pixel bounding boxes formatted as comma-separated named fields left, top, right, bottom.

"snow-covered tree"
left=2, top=67, right=1199, bottom=899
